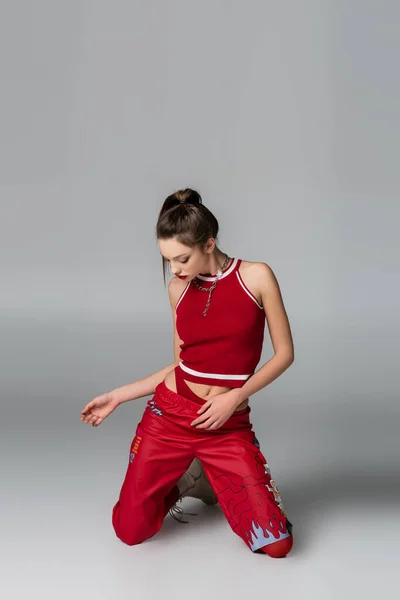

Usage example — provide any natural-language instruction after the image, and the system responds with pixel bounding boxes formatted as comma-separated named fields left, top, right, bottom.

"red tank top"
left=175, top=258, right=265, bottom=388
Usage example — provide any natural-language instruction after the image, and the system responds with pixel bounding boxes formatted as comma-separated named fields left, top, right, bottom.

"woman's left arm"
left=234, top=262, right=294, bottom=405
left=191, top=263, right=295, bottom=429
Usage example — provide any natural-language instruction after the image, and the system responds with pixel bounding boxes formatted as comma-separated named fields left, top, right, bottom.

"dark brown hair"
left=156, top=188, right=221, bottom=286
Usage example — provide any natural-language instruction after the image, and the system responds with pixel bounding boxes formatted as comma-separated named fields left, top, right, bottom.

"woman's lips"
left=177, top=275, right=188, bottom=279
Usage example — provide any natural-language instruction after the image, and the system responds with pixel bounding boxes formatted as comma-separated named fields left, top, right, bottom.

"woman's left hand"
left=191, top=389, right=244, bottom=430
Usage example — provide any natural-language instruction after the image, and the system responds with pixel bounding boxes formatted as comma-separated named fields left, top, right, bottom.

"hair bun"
left=175, top=188, right=202, bottom=205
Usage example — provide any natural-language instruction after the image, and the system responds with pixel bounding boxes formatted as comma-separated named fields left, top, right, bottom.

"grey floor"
left=2, top=317, right=398, bottom=599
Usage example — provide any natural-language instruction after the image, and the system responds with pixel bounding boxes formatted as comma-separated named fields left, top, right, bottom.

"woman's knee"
left=114, top=527, right=145, bottom=546
left=113, top=523, right=152, bottom=546
left=112, top=501, right=156, bottom=546
left=259, top=534, right=294, bottom=558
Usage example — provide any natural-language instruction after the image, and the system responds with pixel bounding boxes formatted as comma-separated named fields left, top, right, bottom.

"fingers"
left=191, top=413, right=209, bottom=427
left=81, top=411, right=99, bottom=426
left=191, top=408, right=225, bottom=430
left=81, top=399, right=95, bottom=416
left=88, top=414, right=98, bottom=425
left=84, top=413, right=96, bottom=425
left=193, top=416, right=216, bottom=430
left=196, top=401, right=212, bottom=415
left=191, top=402, right=213, bottom=426
left=207, top=420, right=222, bottom=430
left=89, top=415, right=101, bottom=426
left=80, top=410, right=91, bottom=423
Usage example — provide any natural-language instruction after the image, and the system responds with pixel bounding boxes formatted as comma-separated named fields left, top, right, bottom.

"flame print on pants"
left=213, top=450, right=292, bottom=552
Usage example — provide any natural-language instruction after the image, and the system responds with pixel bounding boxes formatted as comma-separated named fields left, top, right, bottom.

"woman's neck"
left=199, top=252, right=231, bottom=277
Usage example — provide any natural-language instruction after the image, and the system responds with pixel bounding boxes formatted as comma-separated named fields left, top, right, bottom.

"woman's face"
left=158, top=238, right=211, bottom=280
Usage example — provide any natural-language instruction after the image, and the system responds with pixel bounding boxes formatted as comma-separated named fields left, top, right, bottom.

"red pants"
left=112, top=379, right=294, bottom=555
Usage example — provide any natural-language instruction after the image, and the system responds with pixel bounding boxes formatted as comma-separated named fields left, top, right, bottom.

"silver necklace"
left=191, top=253, right=231, bottom=316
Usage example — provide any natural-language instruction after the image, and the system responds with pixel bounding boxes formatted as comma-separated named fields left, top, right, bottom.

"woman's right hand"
left=80, top=392, right=119, bottom=427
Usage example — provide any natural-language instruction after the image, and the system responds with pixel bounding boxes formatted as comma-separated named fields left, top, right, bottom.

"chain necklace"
left=191, top=253, right=231, bottom=316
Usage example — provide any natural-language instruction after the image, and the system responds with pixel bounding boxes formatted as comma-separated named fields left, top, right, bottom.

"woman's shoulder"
left=168, top=276, right=189, bottom=308
left=238, top=259, right=277, bottom=300
left=239, top=258, right=273, bottom=276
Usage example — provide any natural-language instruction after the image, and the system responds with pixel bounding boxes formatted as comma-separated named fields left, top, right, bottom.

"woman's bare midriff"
left=163, top=368, right=249, bottom=412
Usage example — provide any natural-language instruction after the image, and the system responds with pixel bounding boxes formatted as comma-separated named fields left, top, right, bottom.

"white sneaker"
left=169, top=459, right=218, bottom=522
left=178, top=458, right=218, bottom=505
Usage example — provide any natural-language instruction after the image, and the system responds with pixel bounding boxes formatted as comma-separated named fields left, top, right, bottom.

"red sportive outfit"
left=111, top=257, right=294, bottom=556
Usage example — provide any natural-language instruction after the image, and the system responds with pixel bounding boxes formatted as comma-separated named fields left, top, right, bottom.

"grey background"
left=1, top=1, right=399, bottom=598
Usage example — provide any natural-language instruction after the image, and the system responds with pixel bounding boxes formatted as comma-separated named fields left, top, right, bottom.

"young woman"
left=80, top=188, right=295, bottom=558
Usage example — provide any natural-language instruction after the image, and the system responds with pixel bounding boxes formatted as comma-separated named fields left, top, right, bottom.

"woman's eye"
left=181, top=259, right=189, bottom=264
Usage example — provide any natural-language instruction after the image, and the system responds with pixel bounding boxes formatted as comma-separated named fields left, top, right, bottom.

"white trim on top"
left=179, top=361, right=252, bottom=380
left=175, top=281, right=190, bottom=311
left=235, top=271, right=263, bottom=309
left=195, top=257, right=238, bottom=281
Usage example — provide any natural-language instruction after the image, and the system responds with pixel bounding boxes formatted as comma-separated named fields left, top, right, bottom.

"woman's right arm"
left=110, top=361, right=177, bottom=405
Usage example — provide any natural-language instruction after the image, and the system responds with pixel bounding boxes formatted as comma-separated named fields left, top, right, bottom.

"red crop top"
left=175, top=257, right=266, bottom=388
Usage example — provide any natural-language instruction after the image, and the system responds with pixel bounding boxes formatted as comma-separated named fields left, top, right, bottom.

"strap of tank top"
left=233, top=258, right=242, bottom=273
left=174, top=364, right=205, bottom=404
